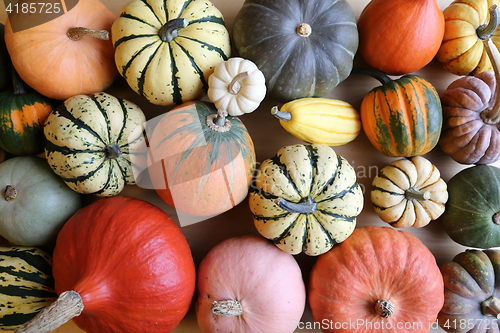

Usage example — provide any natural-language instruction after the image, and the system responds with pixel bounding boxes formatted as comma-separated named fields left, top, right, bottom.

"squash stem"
left=104, top=143, right=123, bottom=160
left=296, top=23, right=312, bottom=37
left=276, top=196, right=317, bottom=214
left=67, top=27, right=109, bottom=41
left=271, top=106, right=292, bottom=121
left=206, top=109, right=231, bottom=132
left=477, top=5, right=500, bottom=40
left=375, top=299, right=394, bottom=318
left=405, top=188, right=431, bottom=201
left=481, top=39, right=500, bottom=125
left=228, top=72, right=250, bottom=95
left=14, top=290, right=84, bottom=333
left=4, top=185, right=17, bottom=201
left=481, top=295, right=500, bottom=318
left=493, top=212, right=500, bottom=225
left=159, top=18, right=188, bottom=43
left=350, top=67, right=393, bottom=85
left=211, top=300, right=243, bottom=317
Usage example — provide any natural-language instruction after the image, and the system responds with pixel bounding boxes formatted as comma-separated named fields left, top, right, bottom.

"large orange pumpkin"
left=308, top=226, right=444, bottom=333
left=4, top=0, right=117, bottom=100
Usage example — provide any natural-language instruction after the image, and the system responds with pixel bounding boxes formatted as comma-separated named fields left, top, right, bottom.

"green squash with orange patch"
left=0, top=71, right=56, bottom=155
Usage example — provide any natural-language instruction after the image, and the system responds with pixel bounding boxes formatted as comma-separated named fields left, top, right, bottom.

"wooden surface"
left=1, top=0, right=490, bottom=332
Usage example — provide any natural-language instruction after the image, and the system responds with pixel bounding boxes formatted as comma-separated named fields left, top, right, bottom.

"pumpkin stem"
left=206, top=109, right=232, bottom=132
left=350, top=67, right=393, bottom=85
left=481, top=295, right=500, bottom=318
left=14, top=290, right=84, bottom=333
left=159, top=18, right=189, bottom=43
left=296, top=23, right=312, bottom=37
left=211, top=300, right=243, bottom=317
left=481, top=38, right=500, bottom=125
left=492, top=212, right=500, bottom=225
left=375, top=299, right=394, bottom=318
left=104, top=143, right=123, bottom=160
left=67, top=27, right=109, bottom=41
left=477, top=5, right=500, bottom=40
left=405, top=188, right=431, bottom=201
left=228, top=72, right=250, bottom=95
left=276, top=196, right=317, bottom=214
left=271, top=106, right=292, bottom=121
left=4, top=185, right=17, bottom=201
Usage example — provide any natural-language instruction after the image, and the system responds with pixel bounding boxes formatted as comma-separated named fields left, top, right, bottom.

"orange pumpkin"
left=4, top=0, right=117, bottom=100
left=357, top=0, right=445, bottom=75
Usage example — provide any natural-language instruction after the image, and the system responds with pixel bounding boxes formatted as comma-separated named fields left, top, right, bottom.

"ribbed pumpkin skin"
left=52, top=196, right=196, bottom=333
left=0, top=246, right=57, bottom=330
left=441, top=165, right=500, bottom=249
left=360, top=75, right=443, bottom=157
left=249, top=144, right=363, bottom=256
left=44, top=92, right=146, bottom=197
left=232, top=0, right=358, bottom=102
left=148, top=101, right=255, bottom=216
left=308, top=226, right=444, bottom=333
left=438, top=249, right=500, bottom=332
left=112, top=0, right=231, bottom=106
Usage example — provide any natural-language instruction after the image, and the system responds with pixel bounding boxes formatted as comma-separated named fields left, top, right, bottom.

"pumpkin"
left=4, top=0, right=117, bottom=100
left=0, top=246, right=57, bottom=331
left=308, top=226, right=445, bottom=333
left=440, top=38, right=500, bottom=165
left=356, top=0, right=444, bottom=75
left=441, top=164, right=500, bottom=249
left=112, top=0, right=231, bottom=106
left=207, top=57, right=266, bottom=116
left=0, top=70, right=56, bottom=156
left=232, top=0, right=358, bottom=102
left=249, top=143, right=363, bottom=256
left=353, top=67, right=443, bottom=157
left=196, top=234, right=306, bottom=333
left=0, top=156, right=81, bottom=247
left=371, top=156, right=448, bottom=228
left=148, top=101, right=256, bottom=217
left=271, top=97, right=361, bottom=146
left=43, top=92, right=147, bottom=197
left=438, top=249, right=500, bottom=332
left=437, top=2, right=500, bottom=76
left=15, top=196, right=196, bottom=333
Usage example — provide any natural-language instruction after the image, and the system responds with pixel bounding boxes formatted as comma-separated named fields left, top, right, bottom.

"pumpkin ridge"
left=137, top=43, right=164, bottom=98
left=53, top=105, right=105, bottom=145
left=118, top=13, right=159, bottom=30
left=314, top=155, right=342, bottom=197
left=172, top=40, right=210, bottom=93
left=0, top=249, right=52, bottom=277
left=454, top=251, right=495, bottom=295
left=269, top=155, right=302, bottom=198
left=306, top=213, right=336, bottom=251
left=188, top=16, right=225, bottom=25
left=140, top=0, right=164, bottom=24
left=172, top=0, right=195, bottom=20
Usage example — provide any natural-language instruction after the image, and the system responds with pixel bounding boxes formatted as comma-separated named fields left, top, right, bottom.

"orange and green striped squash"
left=354, top=67, right=442, bottom=157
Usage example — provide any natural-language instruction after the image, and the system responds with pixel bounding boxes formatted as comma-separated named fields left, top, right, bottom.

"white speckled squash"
left=249, top=144, right=363, bottom=256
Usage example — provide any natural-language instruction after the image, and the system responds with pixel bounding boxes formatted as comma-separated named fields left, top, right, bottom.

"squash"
left=0, top=246, right=57, bottom=331
left=0, top=70, right=56, bottom=156
left=196, top=234, right=306, bottom=333
left=43, top=92, right=147, bottom=197
left=207, top=57, right=266, bottom=116
left=0, top=156, right=81, bottom=247
left=148, top=101, right=256, bottom=218
left=371, top=156, right=448, bottom=228
left=249, top=143, right=364, bottom=256
left=353, top=67, right=443, bottom=157
left=438, top=249, right=500, bottom=332
left=232, top=0, right=358, bottom=102
left=441, top=164, right=500, bottom=249
left=308, top=225, right=445, bottom=333
left=15, top=196, right=196, bottom=333
left=357, top=0, right=444, bottom=75
left=112, top=0, right=231, bottom=106
left=271, top=97, right=361, bottom=146
left=4, top=0, right=117, bottom=100
left=440, top=38, right=500, bottom=165
left=437, top=2, right=500, bottom=76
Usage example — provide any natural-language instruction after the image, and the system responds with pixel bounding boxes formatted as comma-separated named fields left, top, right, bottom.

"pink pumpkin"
left=196, top=234, right=306, bottom=333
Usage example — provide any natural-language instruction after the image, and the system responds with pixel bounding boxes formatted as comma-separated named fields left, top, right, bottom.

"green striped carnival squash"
left=44, top=92, right=147, bottom=197
left=249, top=143, right=364, bottom=256
left=353, top=67, right=443, bottom=157
left=111, top=0, right=231, bottom=106
left=0, top=246, right=57, bottom=331
left=0, top=70, right=56, bottom=156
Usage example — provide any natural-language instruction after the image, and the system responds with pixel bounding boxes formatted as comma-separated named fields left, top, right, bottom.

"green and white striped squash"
left=249, top=144, right=364, bottom=256
left=0, top=246, right=57, bottom=330
left=111, top=0, right=231, bottom=106
left=44, top=92, right=147, bottom=197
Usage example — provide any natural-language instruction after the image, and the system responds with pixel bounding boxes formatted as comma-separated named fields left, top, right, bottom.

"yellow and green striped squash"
left=0, top=246, right=57, bottom=330
left=111, top=0, right=231, bottom=106
left=271, top=97, right=361, bottom=146
left=249, top=144, right=363, bottom=256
